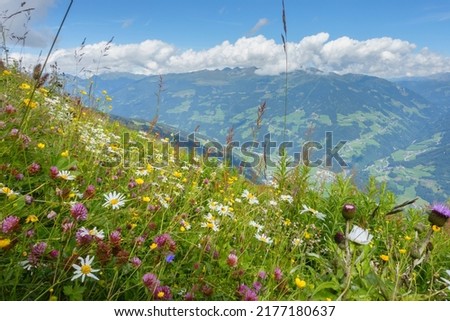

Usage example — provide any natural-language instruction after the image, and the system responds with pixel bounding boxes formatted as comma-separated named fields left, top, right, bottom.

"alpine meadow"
left=0, top=0, right=449, bottom=302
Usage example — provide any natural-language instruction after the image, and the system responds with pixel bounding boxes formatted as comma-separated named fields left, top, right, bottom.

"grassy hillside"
left=0, top=66, right=449, bottom=300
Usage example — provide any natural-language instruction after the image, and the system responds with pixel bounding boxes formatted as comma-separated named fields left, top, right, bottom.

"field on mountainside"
left=1, top=66, right=449, bottom=300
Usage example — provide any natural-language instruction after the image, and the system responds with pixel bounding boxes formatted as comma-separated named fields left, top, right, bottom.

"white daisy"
left=57, top=170, right=76, bottom=181
left=79, top=227, right=105, bottom=239
left=300, top=204, right=326, bottom=221
left=102, top=191, right=126, bottom=210
left=347, top=225, right=373, bottom=245
left=241, top=189, right=259, bottom=205
left=280, top=194, right=293, bottom=204
left=71, top=255, right=100, bottom=282
left=440, top=270, right=450, bottom=290
left=255, top=233, right=273, bottom=245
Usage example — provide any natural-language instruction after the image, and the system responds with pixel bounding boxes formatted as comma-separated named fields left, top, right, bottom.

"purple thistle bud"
left=429, top=203, right=450, bottom=227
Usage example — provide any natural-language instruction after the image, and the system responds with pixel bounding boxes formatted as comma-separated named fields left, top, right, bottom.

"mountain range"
left=65, top=68, right=450, bottom=203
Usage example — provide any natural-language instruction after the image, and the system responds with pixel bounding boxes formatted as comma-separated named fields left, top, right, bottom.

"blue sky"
left=3, top=0, right=450, bottom=77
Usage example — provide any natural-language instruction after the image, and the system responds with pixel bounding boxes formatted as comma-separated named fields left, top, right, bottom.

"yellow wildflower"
left=295, top=277, right=307, bottom=289
left=399, top=249, right=407, bottom=254
left=404, top=235, right=412, bottom=241
left=380, top=254, right=389, bottom=262
left=0, top=238, right=11, bottom=249
left=23, top=98, right=38, bottom=109
left=37, top=143, right=45, bottom=149
left=142, top=196, right=151, bottom=203
left=26, top=215, right=39, bottom=223
left=304, top=231, right=311, bottom=239
left=173, top=171, right=182, bottom=178
left=19, top=83, right=31, bottom=90
left=61, top=150, right=69, bottom=157
left=150, top=243, right=158, bottom=250
left=2, top=70, right=12, bottom=76
left=432, top=225, right=441, bottom=232
left=135, top=178, right=144, bottom=185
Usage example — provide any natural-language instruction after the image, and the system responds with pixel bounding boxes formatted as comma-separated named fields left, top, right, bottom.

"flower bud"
left=342, top=203, right=356, bottom=220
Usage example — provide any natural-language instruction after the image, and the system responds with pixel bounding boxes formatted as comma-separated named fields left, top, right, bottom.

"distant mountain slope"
left=69, top=68, right=449, bottom=202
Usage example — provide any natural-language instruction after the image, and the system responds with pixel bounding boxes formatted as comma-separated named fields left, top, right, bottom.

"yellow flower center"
left=157, top=291, right=165, bottom=298
left=206, top=222, right=214, bottom=229
left=110, top=198, right=119, bottom=205
left=81, top=264, right=92, bottom=275
left=2, top=187, right=11, bottom=194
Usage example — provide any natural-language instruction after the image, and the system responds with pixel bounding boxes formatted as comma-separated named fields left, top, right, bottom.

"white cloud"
left=0, top=0, right=56, bottom=48
left=9, top=33, right=450, bottom=78
left=249, top=18, right=269, bottom=34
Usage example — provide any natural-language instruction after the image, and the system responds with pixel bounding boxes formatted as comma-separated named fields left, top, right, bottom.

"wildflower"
left=142, top=273, right=160, bottom=293
left=150, top=243, right=158, bottom=250
left=237, top=284, right=258, bottom=301
left=57, top=170, right=76, bottom=181
left=269, top=200, right=278, bottom=206
left=0, top=186, right=19, bottom=199
left=300, top=204, right=326, bottom=220
left=0, top=238, right=12, bottom=249
left=142, top=196, right=151, bottom=203
left=404, top=235, right=412, bottom=241
left=165, top=253, right=175, bottom=263
left=23, top=98, right=38, bottom=109
left=109, top=230, right=122, bottom=246
left=70, top=203, right=88, bottom=221
left=432, top=225, right=441, bottom=232
left=103, top=191, right=126, bottom=210
left=227, top=253, right=238, bottom=267
left=83, top=185, right=96, bottom=199
left=280, top=194, right=293, bottom=204
left=249, top=220, right=264, bottom=231
left=295, top=277, right=307, bottom=289
left=49, top=166, right=59, bottom=179
left=153, top=233, right=176, bottom=251
left=440, top=270, right=450, bottom=290
left=24, top=194, right=34, bottom=205
left=5, top=104, right=16, bottom=114
left=241, top=189, right=259, bottom=204
left=201, top=213, right=220, bottom=232
left=304, top=231, right=311, bottom=239
left=130, top=256, right=142, bottom=268
left=135, top=178, right=144, bottom=185
left=60, top=150, right=69, bottom=157
left=154, top=285, right=172, bottom=300
left=27, top=162, right=41, bottom=175
left=255, top=233, right=273, bottom=245
left=1, top=215, right=20, bottom=234
left=342, top=203, right=357, bottom=220
left=19, top=83, right=31, bottom=90
left=428, top=203, right=450, bottom=227
left=399, top=249, right=407, bottom=254
left=71, top=255, right=100, bottom=282
left=347, top=225, right=373, bottom=245
left=380, top=254, right=389, bottom=262
left=25, top=215, right=39, bottom=223
left=2, top=69, right=11, bottom=76
left=292, top=238, right=302, bottom=247
left=37, top=143, right=45, bottom=149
